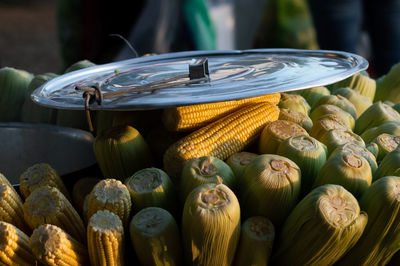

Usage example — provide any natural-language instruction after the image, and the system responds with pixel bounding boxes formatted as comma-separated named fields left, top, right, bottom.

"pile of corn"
left=1, top=60, right=400, bottom=265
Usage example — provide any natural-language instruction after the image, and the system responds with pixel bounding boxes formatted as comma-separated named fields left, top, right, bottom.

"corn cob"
left=240, top=154, right=301, bottom=225
left=162, top=93, right=281, bottom=132
left=374, top=146, right=400, bottom=181
left=278, top=93, right=311, bottom=115
left=313, top=150, right=372, bottom=198
left=23, top=186, right=86, bottom=243
left=182, top=183, right=240, bottom=266
left=361, top=121, right=400, bottom=143
left=319, top=128, right=365, bottom=155
left=93, top=125, right=153, bottom=180
left=273, top=184, right=368, bottom=266
left=64, top=59, right=96, bottom=73
left=333, top=87, right=372, bottom=118
left=0, top=172, right=12, bottom=186
left=234, top=216, right=275, bottom=266
left=309, top=104, right=355, bottom=130
left=72, top=177, right=101, bottom=216
left=337, top=176, right=400, bottom=265
left=0, top=221, right=35, bottom=266
left=30, top=224, right=89, bottom=266
left=87, top=210, right=124, bottom=266
left=87, top=179, right=132, bottom=227
left=374, top=133, right=400, bottom=161
left=374, top=62, right=400, bottom=103
left=366, top=142, right=379, bottom=158
left=312, top=94, right=357, bottom=119
left=309, top=113, right=349, bottom=141
left=298, top=86, right=330, bottom=108
left=0, top=183, right=30, bottom=234
left=125, top=168, right=177, bottom=214
left=278, top=108, right=313, bottom=131
left=226, top=151, right=258, bottom=181
left=355, top=102, right=400, bottom=134
left=130, top=207, right=182, bottom=266
left=277, top=135, right=327, bottom=196
left=163, top=102, right=280, bottom=183
left=258, top=119, right=309, bottom=154
left=19, top=163, right=70, bottom=200
left=330, top=72, right=376, bottom=101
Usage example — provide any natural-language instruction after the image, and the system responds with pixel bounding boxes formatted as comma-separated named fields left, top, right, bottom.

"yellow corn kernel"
left=0, top=221, right=35, bottom=266
left=0, top=172, right=12, bottom=186
left=23, top=186, right=86, bottom=243
left=19, top=163, right=70, bottom=200
left=162, top=93, right=281, bottom=132
left=163, top=102, right=280, bottom=182
left=87, top=210, right=124, bottom=266
left=30, top=224, right=89, bottom=266
left=87, top=179, right=132, bottom=227
left=0, top=183, right=30, bottom=234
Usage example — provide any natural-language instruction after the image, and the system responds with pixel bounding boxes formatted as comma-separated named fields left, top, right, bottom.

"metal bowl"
left=0, top=122, right=96, bottom=185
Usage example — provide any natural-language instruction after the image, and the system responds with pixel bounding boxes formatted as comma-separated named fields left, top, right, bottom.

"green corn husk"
left=337, top=176, right=400, bottom=265
left=330, top=72, right=376, bottom=101
left=366, top=142, right=379, bottom=158
left=278, top=108, right=313, bottom=131
left=374, top=133, right=400, bottom=161
left=240, top=154, right=301, bottom=225
left=234, top=216, right=275, bottom=266
left=226, top=152, right=258, bottom=181
left=374, top=146, right=400, bottom=181
left=361, top=121, right=400, bottom=143
left=273, top=184, right=368, bottom=266
left=20, top=73, right=58, bottom=123
left=309, top=104, right=355, bottom=130
left=93, top=125, right=153, bottom=180
left=125, top=167, right=177, bottom=214
left=355, top=102, right=400, bottom=134
left=309, top=114, right=349, bottom=141
left=384, top=100, right=395, bottom=107
left=319, top=128, right=365, bottom=155
left=0, top=67, right=34, bottom=122
left=331, top=143, right=379, bottom=175
left=277, top=135, right=327, bottom=196
left=298, top=86, right=331, bottom=108
left=313, top=150, right=372, bottom=198
left=393, top=102, right=400, bottom=113
left=182, top=183, right=240, bottom=266
left=312, top=94, right=357, bottom=119
left=64, top=59, right=96, bottom=73
left=72, top=177, right=101, bottom=216
left=130, top=207, right=182, bottom=266
left=278, top=93, right=311, bottom=115
left=332, top=87, right=372, bottom=118
left=180, top=156, right=236, bottom=203
left=259, top=120, right=309, bottom=154
left=374, top=62, right=400, bottom=103
left=94, top=110, right=116, bottom=136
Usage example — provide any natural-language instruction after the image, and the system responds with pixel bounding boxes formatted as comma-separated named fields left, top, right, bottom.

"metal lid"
left=32, top=49, right=368, bottom=111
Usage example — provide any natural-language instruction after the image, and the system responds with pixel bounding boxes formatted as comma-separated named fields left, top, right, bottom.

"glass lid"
left=32, top=49, right=368, bottom=110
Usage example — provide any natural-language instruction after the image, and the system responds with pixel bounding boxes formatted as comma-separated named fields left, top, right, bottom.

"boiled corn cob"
left=163, top=102, right=280, bottom=182
left=309, top=104, right=355, bottom=130
left=19, top=163, right=70, bottom=200
left=319, top=128, right=365, bottom=155
left=30, top=224, right=89, bottom=266
left=162, top=93, right=281, bottom=132
left=0, top=183, right=30, bottom=234
left=374, top=146, right=400, bottom=181
left=278, top=93, right=311, bottom=115
left=0, top=221, right=35, bottom=266
left=309, top=113, right=349, bottom=141
left=0, top=172, right=12, bottom=186
left=312, top=94, right=357, bottom=119
left=87, top=179, right=131, bottom=227
left=333, top=87, right=372, bottom=118
left=278, top=108, right=313, bottom=131
left=226, top=151, right=258, bottom=181
left=87, top=210, right=124, bottom=266
left=374, top=133, right=400, bottom=161
left=298, top=86, right=330, bottom=108
left=23, top=186, right=86, bottom=243
left=355, top=102, right=400, bottom=134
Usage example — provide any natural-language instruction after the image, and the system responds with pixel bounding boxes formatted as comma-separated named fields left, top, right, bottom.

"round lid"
left=32, top=49, right=368, bottom=110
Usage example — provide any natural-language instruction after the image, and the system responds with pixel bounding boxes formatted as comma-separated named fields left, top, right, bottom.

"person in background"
left=307, top=0, right=400, bottom=77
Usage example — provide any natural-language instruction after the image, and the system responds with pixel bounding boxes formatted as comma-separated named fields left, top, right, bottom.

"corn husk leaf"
left=330, top=72, right=376, bottom=101
left=240, top=154, right=301, bottom=225
left=226, top=152, right=258, bottom=182
left=278, top=93, right=311, bottom=115
left=297, top=86, right=330, bottom=108
left=309, top=114, right=349, bottom=141
left=182, top=183, right=240, bottom=266
left=279, top=108, right=313, bottom=131
left=374, top=62, right=400, bottom=103
left=333, top=87, right=372, bottom=118
left=310, top=104, right=355, bottom=130
left=361, top=121, right=400, bottom=143
left=355, top=102, right=400, bottom=134
left=319, top=128, right=365, bottom=155
left=374, top=146, right=400, bottom=181
left=312, top=94, right=357, bottom=119
left=374, top=134, right=400, bottom=161
left=273, top=184, right=368, bottom=266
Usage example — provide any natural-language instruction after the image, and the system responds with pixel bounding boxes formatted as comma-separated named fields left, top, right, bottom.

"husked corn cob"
left=162, top=93, right=281, bottom=132
left=19, top=163, right=70, bottom=200
left=0, top=183, right=30, bottom=234
left=30, top=224, right=89, bottom=266
left=23, top=186, right=86, bottom=243
left=163, top=102, right=280, bottom=182
left=72, top=177, right=101, bottom=216
left=0, top=221, right=35, bottom=266
left=87, top=210, right=124, bottom=266
left=87, top=179, right=131, bottom=227
left=0, top=172, right=12, bottom=186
